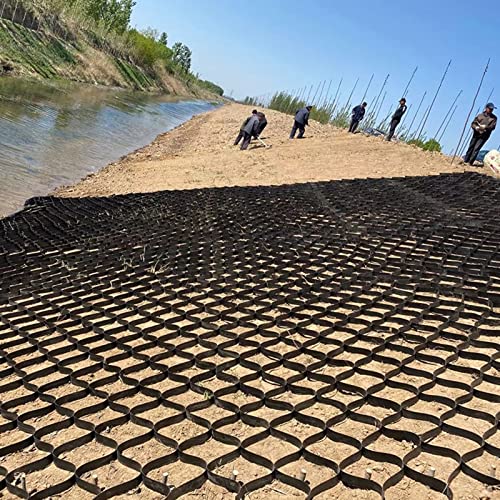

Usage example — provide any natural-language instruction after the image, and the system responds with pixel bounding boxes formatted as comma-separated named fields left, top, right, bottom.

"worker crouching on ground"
left=257, top=112, right=268, bottom=136
left=463, top=103, right=497, bottom=166
left=387, top=98, right=407, bottom=141
left=240, top=112, right=265, bottom=150
left=234, top=109, right=258, bottom=146
left=349, top=102, right=367, bottom=133
left=290, top=105, right=313, bottom=139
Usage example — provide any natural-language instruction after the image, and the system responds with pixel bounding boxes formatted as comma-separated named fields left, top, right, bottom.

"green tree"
left=172, top=42, right=191, bottom=72
left=422, top=139, right=442, bottom=152
left=159, top=32, right=168, bottom=46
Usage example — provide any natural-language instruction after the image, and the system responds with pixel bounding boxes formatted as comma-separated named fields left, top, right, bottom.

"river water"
left=0, top=78, right=216, bottom=216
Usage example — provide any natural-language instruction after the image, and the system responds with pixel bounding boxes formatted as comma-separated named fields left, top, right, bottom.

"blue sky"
left=131, top=0, right=499, bottom=152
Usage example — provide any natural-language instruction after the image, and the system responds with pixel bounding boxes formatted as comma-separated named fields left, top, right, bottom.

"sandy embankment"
left=55, top=103, right=475, bottom=198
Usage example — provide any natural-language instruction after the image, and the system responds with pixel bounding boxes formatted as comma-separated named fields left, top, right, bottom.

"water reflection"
left=0, top=77, right=216, bottom=216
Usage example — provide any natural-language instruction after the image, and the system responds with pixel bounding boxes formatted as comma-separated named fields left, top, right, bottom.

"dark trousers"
left=464, top=132, right=488, bottom=165
left=349, top=118, right=360, bottom=133
left=290, top=120, right=305, bottom=139
left=386, top=119, right=400, bottom=141
left=234, top=130, right=244, bottom=145
left=240, top=131, right=252, bottom=150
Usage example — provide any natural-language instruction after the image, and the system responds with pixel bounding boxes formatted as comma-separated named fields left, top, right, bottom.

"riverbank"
left=0, top=76, right=217, bottom=216
left=55, top=103, right=478, bottom=198
left=0, top=18, right=217, bottom=97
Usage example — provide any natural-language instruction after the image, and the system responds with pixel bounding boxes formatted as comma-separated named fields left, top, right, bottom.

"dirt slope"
left=55, top=103, right=478, bottom=198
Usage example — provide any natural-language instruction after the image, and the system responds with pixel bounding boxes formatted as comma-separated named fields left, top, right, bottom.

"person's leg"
left=290, top=121, right=298, bottom=139
left=463, top=135, right=478, bottom=163
left=348, top=119, right=355, bottom=133
left=469, top=136, right=488, bottom=165
left=234, top=131, right=243, bottom=145
left=386, top=119, right=398, bottom=141
left=352, top=120, right=359, bottom=133
left=297, top=124, right=305, bottom=138
left=240, top=132, right=251, bottom=150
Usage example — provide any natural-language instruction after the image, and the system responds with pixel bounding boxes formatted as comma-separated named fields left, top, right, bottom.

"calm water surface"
left=0, top=78, right=216, bottom=216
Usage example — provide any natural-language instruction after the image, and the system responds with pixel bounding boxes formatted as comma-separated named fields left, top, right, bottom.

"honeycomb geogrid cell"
left=0, top=172, right=499, bottom=499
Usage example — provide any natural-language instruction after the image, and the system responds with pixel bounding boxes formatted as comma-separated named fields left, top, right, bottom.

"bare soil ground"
left=2, top=105, right=498, bottom=499
left=54, top=103, right=481, bottom=199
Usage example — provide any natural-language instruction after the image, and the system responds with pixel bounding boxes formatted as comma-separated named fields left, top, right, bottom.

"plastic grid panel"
left=0, top=172, right=499, bottom=499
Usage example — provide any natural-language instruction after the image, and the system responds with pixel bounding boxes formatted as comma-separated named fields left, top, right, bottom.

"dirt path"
left=54, top=103, right=478, bottom=198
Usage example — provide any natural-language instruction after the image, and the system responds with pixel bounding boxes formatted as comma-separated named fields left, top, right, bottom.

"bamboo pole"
left=330, top=78, right=343, bottom=113
left=305, top=84, right=314, bottom=103
left=367, top=74, right=389, bottom=125
left=405, top=92, right=427, bottom=139
left=311, top=80, right=324, bottom=105
left=343, top=77, right=359, bottom=113
left=402, top=66, right=418, bottom=98
left=438, top=105, right=458, bottom=143
left=452, top=59, right=490, bottom=163
left=416, top=60, right=452, bottom=141
left=414, top=105, right=431, bottom=140
left=321, top=79, right=332, bottom=108
left=315, top=80, right=327, bottom=106
left=434, top=89, right=462, bottom=139
left=360, top=73, right=374, bottom=104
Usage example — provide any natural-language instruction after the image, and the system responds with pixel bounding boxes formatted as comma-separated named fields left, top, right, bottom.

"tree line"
left=0, top=0, right=224, bottom=95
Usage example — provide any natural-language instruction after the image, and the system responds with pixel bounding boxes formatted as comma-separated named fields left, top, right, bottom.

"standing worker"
left=349, top=102, right=367, bottom=133
left=386, top=98, right=407, bottom=141
left=234, top=109, right=258, bottom=146
left=463, top=103, right=497, bottom=165
left=240, top=112, right=264, bottom=150
left=290, top=105, right=313, bottom=139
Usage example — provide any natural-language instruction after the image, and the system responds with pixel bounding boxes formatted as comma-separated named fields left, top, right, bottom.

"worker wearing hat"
left=386, top=98, right=408, bottom=141
left=464, top=103, right=497, bottom=165
left=290, top=105, right=313, bottom=139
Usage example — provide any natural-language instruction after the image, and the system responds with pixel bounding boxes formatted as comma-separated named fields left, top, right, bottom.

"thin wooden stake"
left=438, top=105, right=458, bottom=143
left=360, top=73, right=374, bottom=104
left=434, top=89, right=463, bottom=139
left=402, top=66, right=418, bottom=98
left=405, top=91, right=427, bottom=139
left=416, top=59, right=452, bottom=141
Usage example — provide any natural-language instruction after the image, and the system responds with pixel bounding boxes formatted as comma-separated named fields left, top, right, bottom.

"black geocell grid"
left=0, top=172, right=499, bottom=499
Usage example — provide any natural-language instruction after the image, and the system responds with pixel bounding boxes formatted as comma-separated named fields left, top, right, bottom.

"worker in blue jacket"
left=349, top=102, right=367, bottom=133
left=290, top=105, right=313, bottom=139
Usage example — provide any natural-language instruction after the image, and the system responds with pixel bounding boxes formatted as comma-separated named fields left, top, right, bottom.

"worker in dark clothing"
left=349, top=102, right=367, bottom=133
left=234, top=109, right=258, bottom=145
left=463, top=103, right=497, bottom=165
left=240, top=112, right=264, bottom=150
left=257, top=112, right=268, bottom=136
left=290, top=105, right=313, bottom=139
left=386, top=98, right=407, bottom=141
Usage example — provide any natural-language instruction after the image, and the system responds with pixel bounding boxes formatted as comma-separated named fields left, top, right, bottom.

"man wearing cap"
left=386, top=98, right=407, bottom=141
left=290, top=105, right=313, bottom=139
left=463, top=103, right=497, bottom=166
left=349, top=102, right=368, bottom=133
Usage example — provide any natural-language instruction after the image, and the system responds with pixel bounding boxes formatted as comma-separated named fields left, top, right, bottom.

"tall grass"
left=0, top=0, right=224, bottom=94
left=250, top=87, right=443, bottom=151
left=267, top=91, right=333, bottom=124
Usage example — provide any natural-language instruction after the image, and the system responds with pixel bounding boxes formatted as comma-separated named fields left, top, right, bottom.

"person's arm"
left=252, top=119, right=260, bottom=138
left=488, top=116, right=497, bottom=132
left=304, top=111, right=310, bottom=126
left=471, top=115, right=481, bottom=132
